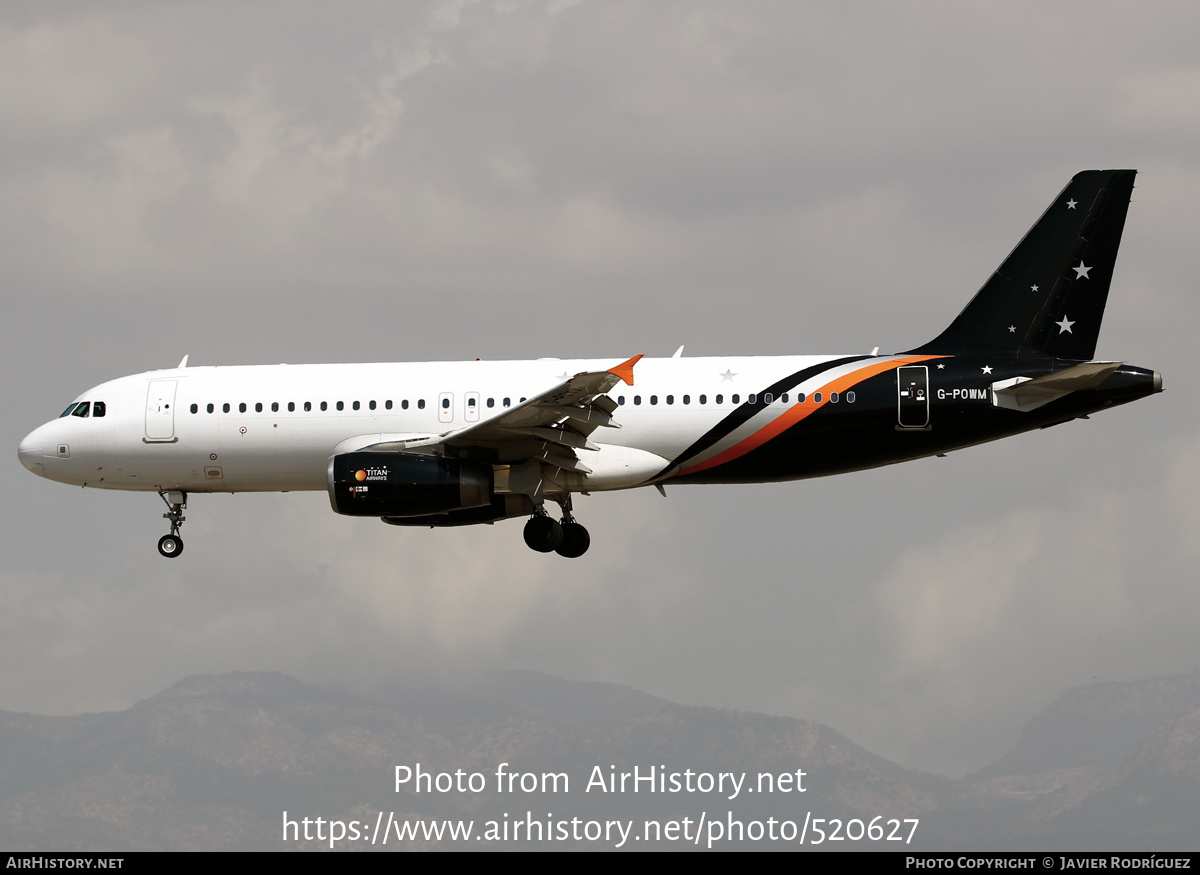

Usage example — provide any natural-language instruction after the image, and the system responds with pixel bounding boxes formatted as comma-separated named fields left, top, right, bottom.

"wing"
left=365, top=355, right=642, bottom=475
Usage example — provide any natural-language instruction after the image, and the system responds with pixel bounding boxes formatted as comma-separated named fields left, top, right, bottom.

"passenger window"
left=385, top=400, right=393, bottom=410
left=190, top=403, right=198, bottom=414
left=320, top=401, right=328, bottom=411
left=255, top=403, right=263, bottom=413
left=765, top=393, right=773, bottom=403
left=634, top=396, right=642, bottom=406
left=304, top=402, right=312, bottom=412
left=683, top=395, right=690, bottom=405
left=401, top=400, right=409, bottom=410
left=715, top=394, right=723, bottom=404
left=732, top=394, right=740, bottom=404
left=699, top=394, right=706, bottom=404
left=468, top=398, right=476, bottom=409
left=749, top=393, right=757, bottom=404
left=353, top=401, right=360, bottom=411
left=441, top=398, right=449, bottom=409
left=206, top=403, right=214, bottom=414
left=418, top=399, right=426, bottom=409
left=781, top=393, right=788, bottom=403
left=223, top=403, right=231, bottom=413
left=650, top=395, right=658, bottom=405
left=271, top=402, right=279, bottom=412
left=666, top=395, right=673, bottom=405
left=369, top=400, right=376, bottom=410
left=503, top=398, right=511, bottom=407
left=830, top=392, right=839, bottom=403
left=239, top=403, right=247, bottom=413
left=287, top=402, right=295, bottom=412
left=847, top=391, right=856, bottom=403
left=798, top=393, right=806, bottom=403
left=520, top=397, right=526, bottom=403
left=487, top=398, right=494, bottom=408
left=814, top=392, right=822, bottom=403
left=337, top=401, right=344, bottom=411
left=618, top=396, right=626, bottom=405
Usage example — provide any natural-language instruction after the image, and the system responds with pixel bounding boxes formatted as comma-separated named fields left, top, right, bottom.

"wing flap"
left=500, top=425, right=600, bottom=452
left=540, top=449, right=593, bottom=474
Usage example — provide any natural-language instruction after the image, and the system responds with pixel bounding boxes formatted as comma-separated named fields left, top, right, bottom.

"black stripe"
left=652, top=355, right=871, bottom=479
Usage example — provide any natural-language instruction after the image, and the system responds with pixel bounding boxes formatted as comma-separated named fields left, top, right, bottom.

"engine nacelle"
left=380, top=493, right=534, bottom=527
left=328, top=452, right=492, bottom=518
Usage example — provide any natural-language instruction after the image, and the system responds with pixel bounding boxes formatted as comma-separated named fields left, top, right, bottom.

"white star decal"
left=936, top=363, right=945, bottom=369
left=720, top=369, right=736, bottom=382
left=981, top=365, right=993, bottom=375
left=1008, top=325, right=1017, bottom=333
left=1056, top=316, right=1075, bottom=334
left=1031, top=284, right=1039, bottom=292
left=1073, top=261, right=1092, bottom=280
left=1066, top=198, right=1078, bottom=209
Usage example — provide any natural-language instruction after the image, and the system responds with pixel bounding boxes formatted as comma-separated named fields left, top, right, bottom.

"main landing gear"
left=522, top=495, right=590, bottom=558
left=157, top=491, right=187, bottom=558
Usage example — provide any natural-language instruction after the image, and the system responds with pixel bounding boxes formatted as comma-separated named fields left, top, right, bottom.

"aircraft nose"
left=18, top=430, right=45, bottom=477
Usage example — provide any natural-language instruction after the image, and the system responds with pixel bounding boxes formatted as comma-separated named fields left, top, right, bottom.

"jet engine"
left=327, top=452, right=495, bottom=518
left=327, top=452, right=534, bottom=526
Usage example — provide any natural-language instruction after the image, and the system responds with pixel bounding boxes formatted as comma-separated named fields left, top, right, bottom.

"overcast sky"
left=4, top=0, right=1199, bottom=779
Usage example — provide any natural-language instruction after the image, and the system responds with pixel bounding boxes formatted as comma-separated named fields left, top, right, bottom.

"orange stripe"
left=676, top=355, right=945, bottom=477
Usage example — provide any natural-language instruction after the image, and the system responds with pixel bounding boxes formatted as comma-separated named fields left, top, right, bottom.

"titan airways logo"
left=937, top=388, right=991, bottom=401
left=354, top=467, right=389, bottom=482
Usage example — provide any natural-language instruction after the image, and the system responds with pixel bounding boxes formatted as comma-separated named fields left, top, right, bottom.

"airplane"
left=18, top=169, right=1161, bottom=559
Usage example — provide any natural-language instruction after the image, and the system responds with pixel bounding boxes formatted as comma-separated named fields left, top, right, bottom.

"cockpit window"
left=92, top=401, right=106, bottom=417
left=71, top=402, right=91, bottom=418
left=60, top=403, right=79, bottom=418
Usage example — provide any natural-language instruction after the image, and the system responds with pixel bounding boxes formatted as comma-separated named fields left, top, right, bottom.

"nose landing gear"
left=157, top=491, right=187, bottom=558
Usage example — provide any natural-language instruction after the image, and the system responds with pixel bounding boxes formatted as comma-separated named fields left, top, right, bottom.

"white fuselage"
left=19, top=354, right=864, bottom=494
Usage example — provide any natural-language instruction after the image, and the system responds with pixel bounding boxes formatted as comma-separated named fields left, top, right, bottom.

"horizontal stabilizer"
left=992, top=361, right=1123, bottom=412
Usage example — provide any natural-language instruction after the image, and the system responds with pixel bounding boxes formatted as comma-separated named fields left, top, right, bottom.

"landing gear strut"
left=157, top=491, right=187, bottom=558
left=554, top=494, right=590, bottom=559
left=524, top=494, right=590, bottom=559
left=523, top=507, right=562, bottom=553
left=522, top=495, right=590, bottom=557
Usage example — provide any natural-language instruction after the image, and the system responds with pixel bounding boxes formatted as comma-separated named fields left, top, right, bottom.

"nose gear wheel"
left=157, top=491, right=187, bottom=559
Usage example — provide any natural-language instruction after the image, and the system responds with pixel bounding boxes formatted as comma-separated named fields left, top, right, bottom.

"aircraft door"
left=438, top=392, right=454, bottom=424
left=145, top=380, right=179, bottom=441
left=465, top=392, right=480, bottom=422
left=897, top=366, right=930, bottom=429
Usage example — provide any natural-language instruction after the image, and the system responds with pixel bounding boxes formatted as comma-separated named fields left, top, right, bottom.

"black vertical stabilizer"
left=907, top=169, right=1136, bottom=361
